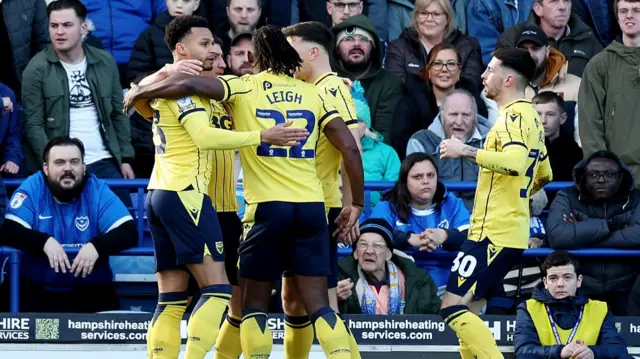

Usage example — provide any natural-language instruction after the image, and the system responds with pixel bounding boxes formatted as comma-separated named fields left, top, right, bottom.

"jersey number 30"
left=255, top=108, right=316, bottom=159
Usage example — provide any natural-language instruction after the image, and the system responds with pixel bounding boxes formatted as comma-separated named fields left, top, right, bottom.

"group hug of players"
left=125, top=12, right=552, bottom=359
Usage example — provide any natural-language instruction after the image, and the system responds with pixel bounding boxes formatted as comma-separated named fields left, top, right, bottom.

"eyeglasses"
left=585, top=171, right=619, bottom=181
left=417, top=10, right=446, bottom=20
left=332, top=1, right=362, bottom=12
left=430, top=60, right=460, bottom=71
left=341, top=34, right=371, bottom=44
left=357, top=242, right=386, bottom=251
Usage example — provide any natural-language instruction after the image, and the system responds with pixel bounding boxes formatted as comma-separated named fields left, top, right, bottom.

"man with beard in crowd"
left=0, top=136, right=137, bottom=312
left=226, top=32, right=254, bottom=76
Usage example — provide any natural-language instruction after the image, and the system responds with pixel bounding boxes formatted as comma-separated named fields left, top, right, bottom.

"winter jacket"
left=572, top=0, right=617, bottom=47
left=1, top=0, right=49, bottom=96
left=525, top=49, right=582, bottom=134
left=366, top=0, right=413, bottom=44
left=83, top=0, right=167, bottom=64
left=127, top=11, right=174, bottom=85
left=362, top=137, right=401, bottom=206
left=578, top=42, right=640, bottom=184
left=406, top=113, right=491, bottom=211
left=368, top=190, right=469, bottom=287
left=0, top=83, right=23, bottom=166
left=385, top=27, right=483, bottom=91
left=21, top=44, right=134, bottom=173
left=337, top=253, right=442, bottom=314
left=547, top=152, right=640, bottom=295
left=391, top=74, right=487, bottom=157
left=496, top=11, right=602, bottom=77
left=331, top=15, right=405, bottom=144
left=545, top=128, right=583, bottom=207
left=467, top=0, right=535, bottom=66
left=514, top=283, right=629, bottom=359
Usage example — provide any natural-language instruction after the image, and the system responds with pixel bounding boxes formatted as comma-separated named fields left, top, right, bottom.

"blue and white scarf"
left=358, top=261, right=405, bottom=315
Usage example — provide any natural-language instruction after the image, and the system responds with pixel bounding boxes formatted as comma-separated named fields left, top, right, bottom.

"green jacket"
left=331, top=15, right=405, bottom=145
left=337, top=253, right=441, bottom=314
left=22, top=45, right=134, bottom=172
left=578, top=41, right=640, bottom=184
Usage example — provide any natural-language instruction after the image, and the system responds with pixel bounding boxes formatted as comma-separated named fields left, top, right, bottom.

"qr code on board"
left=35, top=318, right=60, bottom=340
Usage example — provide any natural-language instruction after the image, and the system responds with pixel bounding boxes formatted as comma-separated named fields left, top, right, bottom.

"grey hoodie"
left=406, top=113, right=491, bottom=210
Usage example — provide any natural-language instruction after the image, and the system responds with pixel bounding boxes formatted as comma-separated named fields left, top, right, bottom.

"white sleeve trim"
left=456, top=224, right=470, bottom=231
left=106, top=215, right=133, bottom=233
left=5, top=214, right=32, bottom=229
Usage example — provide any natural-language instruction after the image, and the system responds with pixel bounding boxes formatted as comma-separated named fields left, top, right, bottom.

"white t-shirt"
left=60, top=58, right=112, bottom=165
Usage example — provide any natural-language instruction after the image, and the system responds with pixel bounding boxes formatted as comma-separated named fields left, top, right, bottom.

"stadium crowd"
left=0, top=0, right=638, bottom=354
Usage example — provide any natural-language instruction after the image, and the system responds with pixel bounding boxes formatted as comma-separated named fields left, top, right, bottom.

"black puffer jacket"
left=385, top=27, right=483, bottom=91
left=547, top=151, right=640, bottom=295
left=127, top=11, right=174, bottom=84
left=2, top=0, right=49, bottom=93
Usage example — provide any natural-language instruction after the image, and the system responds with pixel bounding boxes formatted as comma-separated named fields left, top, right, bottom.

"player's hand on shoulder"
left=71, top=242, right=100, bottom=278
left=164, top=60, right=203, bottom=77
left=336, top=279, right=354, bottom=302
left=43, top=237, right=71, bottom=274
left=123, top=84, right=141, bottom=114
left=260, top=120, right=309, bottom=146
left=440, top=136, right=464, bottom=159
left=340, top=77, right=354, bottom=89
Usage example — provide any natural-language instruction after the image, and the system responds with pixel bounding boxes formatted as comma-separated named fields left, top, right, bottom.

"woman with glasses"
left=391, top=43, right=488, bottom=157
left=366, top=152, right=470, bottom=297
left=384, top=0, right=483, bottom=90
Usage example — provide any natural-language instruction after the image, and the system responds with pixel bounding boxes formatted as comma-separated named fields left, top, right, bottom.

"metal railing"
left=2, top=179, right=639, bottom=312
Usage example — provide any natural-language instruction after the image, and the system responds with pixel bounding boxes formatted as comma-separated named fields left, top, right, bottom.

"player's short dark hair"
left=541, top=251, right=581, bottom=277
left=43, top=136, right=86, bottom=163
left=213, top=35, right=223, bottom=47
left=47, top=0, right=87, bottom=21
left=383, top=152, right=445, bottom=223
left=253, top=25, right=302, bottom=77
left=227, top=0, right=262, bottom=7
left=282, top=21, right=334, bottom=55
left=532, top=91, right=566, bottom=113
left=492, top=47, right=536, bottom=88
left=165, top=15, right=211, bottom=50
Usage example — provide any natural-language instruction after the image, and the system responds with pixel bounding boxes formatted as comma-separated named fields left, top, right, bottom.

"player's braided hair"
left=253, top=25, right=302, bottom=77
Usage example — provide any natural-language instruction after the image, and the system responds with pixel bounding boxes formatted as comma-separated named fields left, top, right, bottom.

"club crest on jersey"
left=437, top=219, right=450, bottom=229
left=75, top=216, right=89, bottom=232
left=10, top=193, right=27, bottom=209
left=263, top=81, right=273, bottom=91
left=176, top=96, right=196, bottom=113
left=216, top=241, right=224, bottom=255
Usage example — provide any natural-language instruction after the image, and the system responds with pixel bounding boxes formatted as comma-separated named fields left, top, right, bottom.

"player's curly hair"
left=252, top=25, right=302, bottom=77
left=165, top=15, right=211, bottom=50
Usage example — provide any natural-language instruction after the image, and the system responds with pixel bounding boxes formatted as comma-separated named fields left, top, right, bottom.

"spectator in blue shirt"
left=0, top=83, right=23, bottom=176
left=367, top=152, right=469, bottom=295
left=1, top=136, right=137, bottom=312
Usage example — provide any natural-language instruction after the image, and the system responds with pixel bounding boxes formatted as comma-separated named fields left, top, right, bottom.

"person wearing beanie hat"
left=335, top=217, right=441, bottom=315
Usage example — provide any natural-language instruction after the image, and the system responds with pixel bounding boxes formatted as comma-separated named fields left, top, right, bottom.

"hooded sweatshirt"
left=331, top=15, right=405, bottom=144
left=547, top=151, right=640, bottom=299
left=525, top=48, right=581, bottom=111
left=579, top=41, right=640, bottom=184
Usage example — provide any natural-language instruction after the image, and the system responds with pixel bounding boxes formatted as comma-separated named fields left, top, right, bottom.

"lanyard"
left=545, top=305, right=584, bottom=345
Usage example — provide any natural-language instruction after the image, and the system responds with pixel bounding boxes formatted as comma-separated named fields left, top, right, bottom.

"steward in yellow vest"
left=514, top=251, right=629, bottom=358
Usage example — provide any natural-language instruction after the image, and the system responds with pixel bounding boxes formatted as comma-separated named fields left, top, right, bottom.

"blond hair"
left=412, top=0, right=456, bottom=37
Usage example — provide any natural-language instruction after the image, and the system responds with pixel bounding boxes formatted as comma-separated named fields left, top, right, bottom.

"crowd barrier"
left=3, top=179, right=640, bottom=314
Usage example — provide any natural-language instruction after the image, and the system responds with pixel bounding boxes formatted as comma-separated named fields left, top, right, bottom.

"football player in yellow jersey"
left=281, top=21, right=363, bottom=359
left=438, top=48, right=553, bottom=359
left=125, top=24, right=365, bottom=359
left=128, top=17, right=309, bottom=359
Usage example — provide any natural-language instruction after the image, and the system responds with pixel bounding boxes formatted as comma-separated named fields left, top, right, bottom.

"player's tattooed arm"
left=461, top=145, right=478, bottom=163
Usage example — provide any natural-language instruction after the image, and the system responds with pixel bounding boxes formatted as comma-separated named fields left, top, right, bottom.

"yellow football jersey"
left=468, top=99, right=552, bottom=249
left=314, top=72, right=359, bottom=209
left=218, top=72, right=341, bottom=204
left=207, top=101, right=239, bottom=212
left=148, top=95, right=259, bottom=193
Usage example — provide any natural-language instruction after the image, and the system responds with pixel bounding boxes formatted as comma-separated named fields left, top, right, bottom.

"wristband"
left=352, top=201, right=364, bottom=209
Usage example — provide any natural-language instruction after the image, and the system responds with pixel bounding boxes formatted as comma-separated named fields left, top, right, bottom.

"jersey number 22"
left=255, top=108, right=316, bottom=159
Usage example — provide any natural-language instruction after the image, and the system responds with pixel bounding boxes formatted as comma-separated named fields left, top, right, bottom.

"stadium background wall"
left=0, top=313, right=639, bottom=357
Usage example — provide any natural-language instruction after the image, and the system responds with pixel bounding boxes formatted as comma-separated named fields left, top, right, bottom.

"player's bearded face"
left=481, top=58, right=504, bottom=100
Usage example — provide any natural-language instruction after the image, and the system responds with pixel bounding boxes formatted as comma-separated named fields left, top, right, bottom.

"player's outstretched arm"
left=531, top=151, right=553, bottom=195
left=323, top=117, right=364, bottom=238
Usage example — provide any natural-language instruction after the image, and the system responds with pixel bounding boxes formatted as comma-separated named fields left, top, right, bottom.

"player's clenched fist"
left=336, top=278, right=354, bottom=302
left=440, top=135, right=465, bottom=159
left=260, top=120, right=309, bottom=146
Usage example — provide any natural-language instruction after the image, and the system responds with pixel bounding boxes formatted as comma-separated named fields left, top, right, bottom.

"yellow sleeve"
left=218, top=74, right=253, bottom=104
left=317, top=93, right=341, bottom=131
left=532, top=149, right=553, bottom=194
left=168, top=96, right=260, bottom=150
left=333, top=84, right=359, bottom=129
left=476, top=111, right=530, bottom=176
